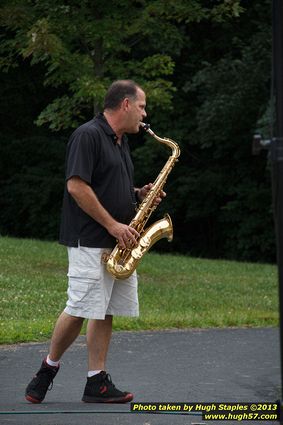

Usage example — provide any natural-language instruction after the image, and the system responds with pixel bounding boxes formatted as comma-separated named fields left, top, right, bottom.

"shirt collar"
left=95, top=112, right=126, bottom=145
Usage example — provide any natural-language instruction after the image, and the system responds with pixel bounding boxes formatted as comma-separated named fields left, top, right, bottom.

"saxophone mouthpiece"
left=140, top=122, right=151, bottom=131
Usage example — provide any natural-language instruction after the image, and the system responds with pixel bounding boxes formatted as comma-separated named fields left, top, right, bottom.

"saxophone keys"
left=132, top=248, right=142, bottom=260
left=132, top=237, right=149, bottom=259
left=131, top=236, right=150, bottom=259
left=140, top=235, right=150, bottom=247
left=101, top=252, right=110, bottom=263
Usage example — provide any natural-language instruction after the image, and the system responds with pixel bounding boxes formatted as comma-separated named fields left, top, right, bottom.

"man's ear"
left=122, top=97, right=130, bottom=111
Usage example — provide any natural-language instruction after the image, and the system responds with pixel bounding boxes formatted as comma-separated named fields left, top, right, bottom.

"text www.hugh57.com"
left=203, top=411, right=278, bottom=421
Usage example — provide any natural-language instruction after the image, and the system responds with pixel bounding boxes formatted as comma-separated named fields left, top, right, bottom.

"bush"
left=0, top=135, right=66, bottom=240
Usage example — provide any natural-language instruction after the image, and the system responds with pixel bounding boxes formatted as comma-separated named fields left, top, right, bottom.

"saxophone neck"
left=140, top=122, right=180, bottom=159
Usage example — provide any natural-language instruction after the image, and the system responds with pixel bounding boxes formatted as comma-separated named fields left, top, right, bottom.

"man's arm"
left=67, top=176, right=139, bottom=249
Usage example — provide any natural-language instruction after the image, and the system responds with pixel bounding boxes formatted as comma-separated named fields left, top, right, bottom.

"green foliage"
left=170, top=0, right=274, bottom=261
left=0, top=135, right=65, bottom=239
left=130, top=0, right=274, bottom=262
left=0, top=0, right=242, bottom=129
left=35, top=95, right=86, bottom=130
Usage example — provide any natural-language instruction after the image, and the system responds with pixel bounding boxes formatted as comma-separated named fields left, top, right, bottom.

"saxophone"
left=104, top=122, right=180, bottom=279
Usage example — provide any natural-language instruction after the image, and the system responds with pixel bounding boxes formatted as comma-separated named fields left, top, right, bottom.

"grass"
left=0, top=236, right=279, bottom=344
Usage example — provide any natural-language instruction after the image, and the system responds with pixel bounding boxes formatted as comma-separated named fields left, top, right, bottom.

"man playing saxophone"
left=25, top=80, right=165, bottom=404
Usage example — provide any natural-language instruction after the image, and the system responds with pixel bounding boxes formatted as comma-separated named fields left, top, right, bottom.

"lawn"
left=0, top=236, right=278, bottom=344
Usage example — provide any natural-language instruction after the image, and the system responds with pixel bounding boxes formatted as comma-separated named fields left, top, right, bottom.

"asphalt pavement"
left=0, top=328, right=280, bottom=425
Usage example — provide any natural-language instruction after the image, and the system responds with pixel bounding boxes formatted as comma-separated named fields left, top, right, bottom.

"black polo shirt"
left=59, top=113, right=137, bottom=248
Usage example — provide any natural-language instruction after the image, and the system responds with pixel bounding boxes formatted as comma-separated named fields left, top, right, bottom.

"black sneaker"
left=25, top=359, right=60, bottom=403
left=82, top=371, right=133, bottom=403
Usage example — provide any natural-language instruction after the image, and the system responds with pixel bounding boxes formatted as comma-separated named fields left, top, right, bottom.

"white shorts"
left=64, top=246, right=139, bottom=320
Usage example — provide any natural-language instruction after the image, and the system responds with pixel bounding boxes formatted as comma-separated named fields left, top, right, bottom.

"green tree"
left=0, top=0, right=243, bottom=130
left=131, top=0, right=274, bottom=261
left=173, top=0, right=274, bottom=261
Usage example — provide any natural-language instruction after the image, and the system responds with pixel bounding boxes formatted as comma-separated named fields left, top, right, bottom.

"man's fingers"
left=117, top=226, right=139, bottom=249
left=129, top=227, right=140, bottom=238
left=126, top=227, right=139, bottom=247
left=118, top=239, right=127, bottom=249
left=153, top=190, right=166, bottom=205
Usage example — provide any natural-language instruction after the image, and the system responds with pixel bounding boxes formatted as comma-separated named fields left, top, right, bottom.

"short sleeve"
left=66, top=130, right=98, bottom=184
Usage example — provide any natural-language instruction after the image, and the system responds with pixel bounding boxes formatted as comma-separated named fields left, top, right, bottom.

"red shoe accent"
left=122, top=393, right=134, bottom=403
left=25, top=394, right=42, bottom=404
left=100, top=385, right=108, bottom=394
left=103, top=393, right=134, bottom=403
left=82, top=392, right=134, bottom=404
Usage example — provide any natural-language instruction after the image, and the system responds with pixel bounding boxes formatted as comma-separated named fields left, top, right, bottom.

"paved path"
left=0, top=328, right=280, bottom=425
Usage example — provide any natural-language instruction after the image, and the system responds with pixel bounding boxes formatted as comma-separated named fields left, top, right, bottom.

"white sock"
left=88, top=370, right=102, bottom=378
left=46, top=355, right=60, bottom=368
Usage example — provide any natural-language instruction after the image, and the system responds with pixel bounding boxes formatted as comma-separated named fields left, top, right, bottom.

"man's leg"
left=25, top=311, right=84, bottom=403
left=82, top=315, right=133, bottom=403
left=86, top=315, right=113, bottom=371
left=49, top=311, right=84, bottom=361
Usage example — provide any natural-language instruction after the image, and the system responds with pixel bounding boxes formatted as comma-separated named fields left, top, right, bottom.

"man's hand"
left=137, top=183, right=166, bottom=205
left=108, top=222, right=140, bottom=250
left=67, top=177, right=139, bottom=249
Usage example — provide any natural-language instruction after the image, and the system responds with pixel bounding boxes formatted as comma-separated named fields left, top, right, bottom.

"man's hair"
left=103, top=80, right=142, bottom=110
